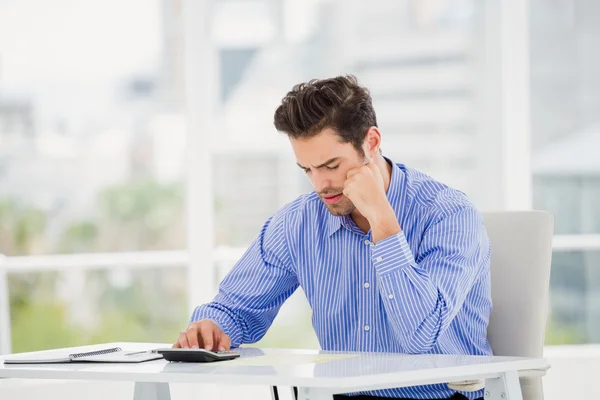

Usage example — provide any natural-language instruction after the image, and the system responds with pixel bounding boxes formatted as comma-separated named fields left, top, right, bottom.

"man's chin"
left=324, top=202, right=354, bottom=217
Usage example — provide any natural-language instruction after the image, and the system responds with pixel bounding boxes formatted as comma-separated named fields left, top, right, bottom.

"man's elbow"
left=401, top=330, right=439, bottom=354
left=400, top=311, right=444, bottom=354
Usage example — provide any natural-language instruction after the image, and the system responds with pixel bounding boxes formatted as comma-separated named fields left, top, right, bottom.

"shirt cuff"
left=371, top=230, right=416, bottom=275
left=189, top=305, right=243, bottom=348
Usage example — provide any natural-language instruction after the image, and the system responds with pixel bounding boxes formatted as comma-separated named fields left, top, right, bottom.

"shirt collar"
left=326, top=210, right=344, bottom=237
left=326, top=157, right=405, bottom=237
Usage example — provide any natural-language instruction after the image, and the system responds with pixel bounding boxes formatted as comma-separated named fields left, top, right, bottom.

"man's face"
left=290, top=128, right=366, bottom=216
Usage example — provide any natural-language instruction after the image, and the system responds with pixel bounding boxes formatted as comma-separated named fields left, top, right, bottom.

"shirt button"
left=363, top=239, right=371, bottom=245
left=375, top=256, right=383, bottom=262
left=388, top=294, right=394, bottom=299
left=364, top=282, right=370, bottom=289
left=364, top=325, right=370, bottom=331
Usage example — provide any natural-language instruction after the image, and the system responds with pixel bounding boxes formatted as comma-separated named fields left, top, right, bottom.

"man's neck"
left=378, top=156, right=393, bottom=192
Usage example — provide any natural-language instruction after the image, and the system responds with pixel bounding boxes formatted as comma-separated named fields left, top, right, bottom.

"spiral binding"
left=69, top=347, right=122, bottom=359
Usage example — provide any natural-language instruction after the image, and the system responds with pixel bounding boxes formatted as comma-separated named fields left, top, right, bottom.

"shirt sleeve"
left=190, top=212, right=298, bottom=348
left=371, top=205, right=490, bottom=353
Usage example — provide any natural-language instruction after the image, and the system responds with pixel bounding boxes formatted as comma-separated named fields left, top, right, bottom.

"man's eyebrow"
left=296, top=157, right=341, bottom=170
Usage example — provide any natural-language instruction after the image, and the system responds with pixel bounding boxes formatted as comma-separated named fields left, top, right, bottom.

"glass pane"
left=0, top=0, right=186, bottom=256
left=8, top=267, right=188, bottom=353
left=209, top=0, right=486, bottom=348
left=213, top=0, right=489, bottom=244
left=546, top=251, right=600, bottom=345
left=531, top=0, right=600, bottom=233
left=212, top=0, right=488, bottom=248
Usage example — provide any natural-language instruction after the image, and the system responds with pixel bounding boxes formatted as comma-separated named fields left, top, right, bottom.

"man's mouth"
left=323, top=194, right=343, bottom=205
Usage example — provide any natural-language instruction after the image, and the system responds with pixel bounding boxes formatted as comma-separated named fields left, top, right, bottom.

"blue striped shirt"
left=191, top=160, right=492, bottom=399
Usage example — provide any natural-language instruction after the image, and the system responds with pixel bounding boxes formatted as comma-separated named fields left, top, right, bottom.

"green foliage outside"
left=544, top=317, right=585, bottom=345
left=2, top=180, right=188, bottom=352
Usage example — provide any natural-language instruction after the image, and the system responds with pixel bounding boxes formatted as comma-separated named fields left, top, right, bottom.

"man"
left=174, top=75, right=492, bottom=400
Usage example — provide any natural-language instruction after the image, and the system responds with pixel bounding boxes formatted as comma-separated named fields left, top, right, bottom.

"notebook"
left=3, top=346, right=163, bottom=364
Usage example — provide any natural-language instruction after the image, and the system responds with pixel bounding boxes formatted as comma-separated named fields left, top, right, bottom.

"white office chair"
left=449, top=211, right=554, bottom=399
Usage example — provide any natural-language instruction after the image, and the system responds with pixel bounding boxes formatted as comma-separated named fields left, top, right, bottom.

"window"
left=0, top=0, right=186, bottom=256
left=3, top=0, right=595, bottom=354
left=209, top=0, right=490, bottom=348
left=530, top=0, right=600, bottom=344
left=0, top=0, right=188, bottom=352
left=546, top=251, right=600, bottom=344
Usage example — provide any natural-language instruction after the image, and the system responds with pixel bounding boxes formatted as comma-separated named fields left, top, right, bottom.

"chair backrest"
left=484, top=211, right=554, bottom=358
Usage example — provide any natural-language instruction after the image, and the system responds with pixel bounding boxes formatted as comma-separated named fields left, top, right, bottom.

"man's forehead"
left=296, top=154, right=343, bottom=168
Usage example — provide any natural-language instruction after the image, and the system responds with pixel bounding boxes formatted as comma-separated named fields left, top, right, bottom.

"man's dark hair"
left=273, top=75, right=378, bottom=156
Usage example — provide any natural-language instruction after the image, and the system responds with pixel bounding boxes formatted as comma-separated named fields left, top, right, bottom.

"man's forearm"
left=368, top=204, right=401, bottom=243
left=369, top=231, right=445, bottom=353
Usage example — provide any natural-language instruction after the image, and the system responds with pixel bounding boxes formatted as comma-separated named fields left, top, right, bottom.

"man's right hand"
left=173, top=320, right=232, bottom=351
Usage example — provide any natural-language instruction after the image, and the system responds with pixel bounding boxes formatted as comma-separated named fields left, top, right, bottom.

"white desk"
left=0, top=342, right=548, bottom=400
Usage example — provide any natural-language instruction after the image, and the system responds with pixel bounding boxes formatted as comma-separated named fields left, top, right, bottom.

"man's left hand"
left=343, top=161, right=401, bottom=243
left=343, top=161, right=388, bottom=222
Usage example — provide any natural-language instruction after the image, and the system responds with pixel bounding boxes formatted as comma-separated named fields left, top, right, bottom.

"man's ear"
left=364, top=126, right=382, bottom=156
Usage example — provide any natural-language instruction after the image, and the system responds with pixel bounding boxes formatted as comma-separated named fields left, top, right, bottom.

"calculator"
left=155, top=348, right=241, bottom=363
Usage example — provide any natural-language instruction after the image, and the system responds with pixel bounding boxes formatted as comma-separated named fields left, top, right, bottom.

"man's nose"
left=312, top=171, right=331, bottom=194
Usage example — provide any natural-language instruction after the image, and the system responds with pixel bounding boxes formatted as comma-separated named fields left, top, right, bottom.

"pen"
left=125, top=350, right=157, bottom=356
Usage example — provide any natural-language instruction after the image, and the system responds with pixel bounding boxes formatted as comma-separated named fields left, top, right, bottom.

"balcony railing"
left=1, top=234, right=599, bottom=355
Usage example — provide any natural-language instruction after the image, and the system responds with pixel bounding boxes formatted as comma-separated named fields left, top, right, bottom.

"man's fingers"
left=218, top=333, right=231, bottom=351
left=187, top=326, right=200, bottom=348
left=342, top=187, right=352, bottom=199
left=199, top=324, right=214, bottom=351
left=177, top=331, right=191, bottom=348
left=365, top=157, right=382, bottom=175
left=213, top=330, right=221, bottom=351
left=347, top=165, right=376, bottom=180
left=343, top=178, right=356, bottom=190
left=346, top=168, right=361, bottom=178
left=174, top=320, right=228, bottom=351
